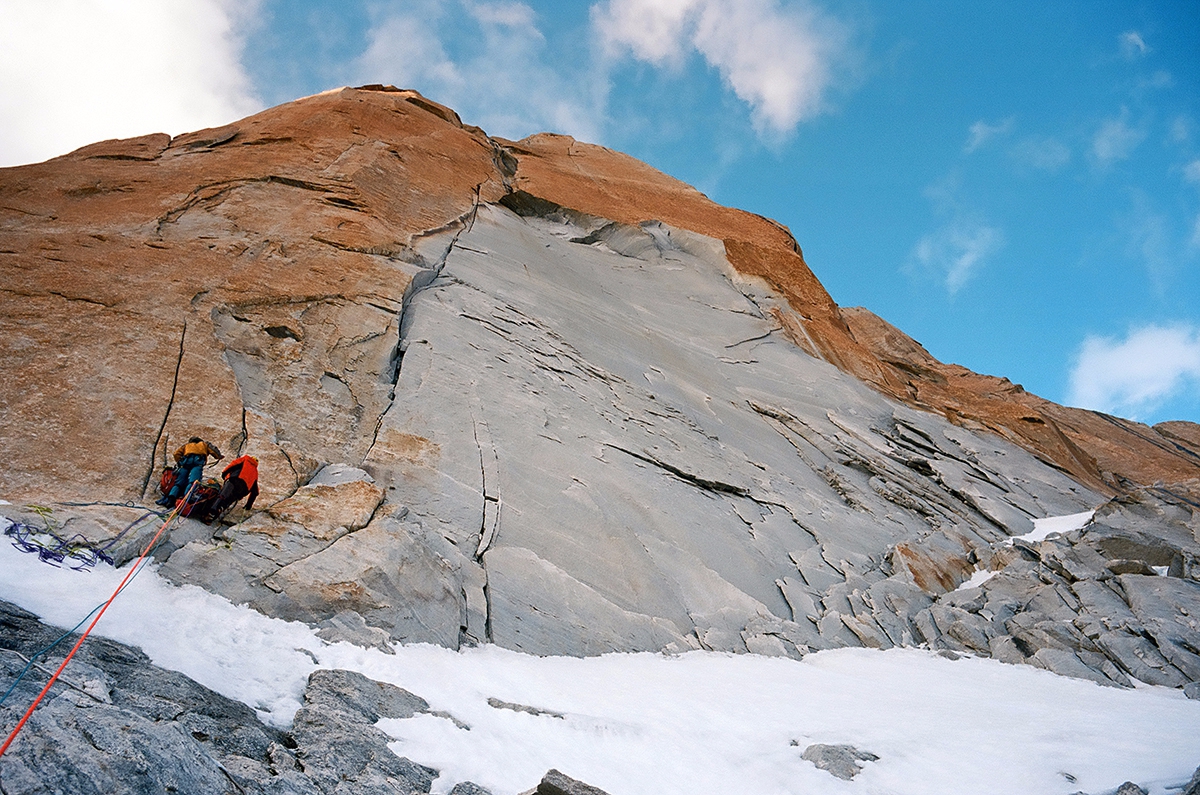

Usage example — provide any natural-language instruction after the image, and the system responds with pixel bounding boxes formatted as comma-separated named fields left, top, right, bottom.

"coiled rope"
left=3, top=511, right=160, bottom=571
left=0, top=482, right=196, bottom=759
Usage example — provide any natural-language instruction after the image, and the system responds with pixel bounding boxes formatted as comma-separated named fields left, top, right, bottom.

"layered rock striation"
left=1, top=86, right=1199, bottom=693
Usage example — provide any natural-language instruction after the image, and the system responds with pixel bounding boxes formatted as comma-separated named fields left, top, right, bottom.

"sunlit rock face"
left=159, top=195, right=1101, bottom=661
left=1, top=87, right=1199, bottom=686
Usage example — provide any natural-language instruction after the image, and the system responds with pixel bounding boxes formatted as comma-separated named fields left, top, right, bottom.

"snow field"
left=1, top=517, right=1198, bottom=795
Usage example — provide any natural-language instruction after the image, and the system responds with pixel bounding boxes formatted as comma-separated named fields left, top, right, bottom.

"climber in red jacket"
left=205, top=455, right=259, bottom=522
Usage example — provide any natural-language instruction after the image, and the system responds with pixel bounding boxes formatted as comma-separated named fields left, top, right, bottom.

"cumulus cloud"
left=964, top=118, right=1013, bottom=153
left=0, top=0, right=261, bottom=167
left=1092, top=112, right=1146, bottom=165
left=592, top=0, right=853, bottom=135
left=1068, top=324, right=1200, bottom=419
left=1119, top=30, right=1149, bottom=60
left=910, top=221, right=1003, bottom=295
left=356, top=0, right=602, bottom=142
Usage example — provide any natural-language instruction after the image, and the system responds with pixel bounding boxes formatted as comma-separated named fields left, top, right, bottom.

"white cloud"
left=1184, top=159, right=1200, bottom=184
left=964, top=118, right=1013, bottom=153
left=1119, top=30, right=1149, bottom=60
left=357, top=1, right=603, bottom=142
left=910, top=221, right=1003, bottom=295
left=592, top=0, right=853, bottom=135
left=1068, top=324, right=1200, bottom=419
left=1092, top=111, right=1145, bottom=165
left=1010, top=135, right=1071, bottom=171
left=592, top=0, right=696, bottom=66
left=0, top=0, right=262, bottom=167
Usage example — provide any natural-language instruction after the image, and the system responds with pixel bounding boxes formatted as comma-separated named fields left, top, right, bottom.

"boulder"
left=798, top=743, right=880, bottom=780
left=536, top=769, right=612, bottom=795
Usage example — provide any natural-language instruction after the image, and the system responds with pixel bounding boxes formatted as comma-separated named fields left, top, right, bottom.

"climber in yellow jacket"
left=157, top=437, right=223, bottom=507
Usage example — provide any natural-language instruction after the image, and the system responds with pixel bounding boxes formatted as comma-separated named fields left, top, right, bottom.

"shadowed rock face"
left=1, top=88, right=1199, bottom=688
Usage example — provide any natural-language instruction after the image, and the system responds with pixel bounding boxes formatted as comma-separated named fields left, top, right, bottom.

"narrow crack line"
left=471, top=412, right=489, bottom=561
left=237, top=407, right=249, bottom=455
left=0, top=648, right=106, bottom=703
left=603, top=443, right=749, bottom=497
left=724, top=325, right=782, bottom=349
left=272, top=441, right=302, bottom=506
left=47, top=290, right=115, bottom=308
left=745, top=494, right=822, bottom=545
left=482, top=571, right=495, bottom=644
left=309, top=235, right=404, bottom=257
left=142, top=321, right=186, bottom=497
left=364, top=191, right=482, bottom=464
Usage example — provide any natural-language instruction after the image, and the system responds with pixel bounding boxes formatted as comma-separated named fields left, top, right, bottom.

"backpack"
left=177, top=479, right=221, bottom=522
left=159, top=467, right=177, bottom=496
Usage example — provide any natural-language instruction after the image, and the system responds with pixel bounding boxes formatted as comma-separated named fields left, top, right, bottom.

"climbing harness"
left=3, top=511, right=160, bottom=571
left=0, top=483, right=196, bottom=759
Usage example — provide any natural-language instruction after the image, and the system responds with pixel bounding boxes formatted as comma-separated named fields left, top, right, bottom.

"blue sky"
left=3, top=0, right=1199, bottom=424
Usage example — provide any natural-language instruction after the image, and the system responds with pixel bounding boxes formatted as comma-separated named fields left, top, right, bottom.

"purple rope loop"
left=3, top=512, right=158, bottom=571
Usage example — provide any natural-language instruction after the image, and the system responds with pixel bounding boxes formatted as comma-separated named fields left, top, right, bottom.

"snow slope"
left=1, top=526, right=1197, bottom=795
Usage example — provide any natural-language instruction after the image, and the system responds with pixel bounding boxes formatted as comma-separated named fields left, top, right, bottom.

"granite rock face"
left=1, top=87, right=1199, bottom=687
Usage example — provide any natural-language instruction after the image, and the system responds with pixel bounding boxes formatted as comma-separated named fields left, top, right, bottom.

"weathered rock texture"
left=535, top=769, right=611, bottom=795
left=1, top=87, right=1199, bottom=691
left=914, top=484, right=1200, bottom=687
left=496, top=136, right=1200, bottom=495
left=798, top=743, right=879, bottom=780
left=0, top=600, right=440, bottom=794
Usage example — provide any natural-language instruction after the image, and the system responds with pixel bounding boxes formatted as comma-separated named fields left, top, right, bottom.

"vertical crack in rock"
left=235, top=407, right=249, bottom=455
left=142, top=321, right=187, bottom=496
left=471, top=408, right=501, bottom=560
left=482, top=574, right=495, bottom=644
left=364, top=188, right=484, bottom=463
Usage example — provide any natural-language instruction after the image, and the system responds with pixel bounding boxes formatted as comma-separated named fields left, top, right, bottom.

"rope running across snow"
left=0, top=483, right=196, bottom=759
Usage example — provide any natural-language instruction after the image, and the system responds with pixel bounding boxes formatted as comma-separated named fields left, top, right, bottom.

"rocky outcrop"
left=534, top=769, right=611, bottom=795
left=290, top=669, right=436, bottom=795
left=911, top=485, right=1200, bottom=687
left=797, top=743, right=879, bottom=780
left=0, top=600, right=515, bottom=795
left=2, top=85, right=1196, bottom=514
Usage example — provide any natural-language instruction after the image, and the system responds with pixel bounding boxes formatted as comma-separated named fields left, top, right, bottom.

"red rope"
left=0, top=484, right=195, bottom=758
